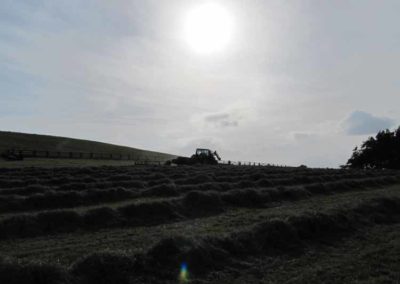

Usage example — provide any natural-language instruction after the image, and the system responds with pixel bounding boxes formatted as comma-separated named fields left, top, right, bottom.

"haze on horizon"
left=1, top=0, right=399, bottom=167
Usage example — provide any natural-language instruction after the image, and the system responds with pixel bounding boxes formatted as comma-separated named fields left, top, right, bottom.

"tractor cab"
left=195, top=148, right=221, bottom=162
left=195, top=148, right=213, bottom=156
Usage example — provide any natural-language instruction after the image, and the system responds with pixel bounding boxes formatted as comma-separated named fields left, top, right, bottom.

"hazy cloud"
left=292, top=132, right=316, bottom=141
left=343, top=111, right=395, bottom=135
left=204, top=112, right=239, bottom=128
left=1, top=1, right=400, bottom=168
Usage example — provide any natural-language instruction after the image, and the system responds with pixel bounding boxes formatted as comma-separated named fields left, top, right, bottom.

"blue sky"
left=1, top=0, right=399, bottom=167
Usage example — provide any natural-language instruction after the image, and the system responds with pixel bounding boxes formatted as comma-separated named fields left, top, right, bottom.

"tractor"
left=168, top=148, right=221, bottom=165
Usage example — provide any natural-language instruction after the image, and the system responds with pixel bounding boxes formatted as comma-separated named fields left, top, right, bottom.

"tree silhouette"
left=345, top=127, right=400, bottom=169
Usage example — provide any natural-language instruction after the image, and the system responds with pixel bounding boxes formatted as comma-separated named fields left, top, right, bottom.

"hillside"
left=0, top=131, right=176, bottom=162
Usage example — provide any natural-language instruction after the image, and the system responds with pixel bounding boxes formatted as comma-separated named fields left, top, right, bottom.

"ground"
left=0, top=165, right=399, bottom=283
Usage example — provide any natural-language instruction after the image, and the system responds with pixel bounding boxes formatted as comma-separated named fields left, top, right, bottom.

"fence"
left=220, top=160, right=292, bottom=168
left=2, top=149, right=293, bottom=168
left=1, top=149, right=164, bottom=165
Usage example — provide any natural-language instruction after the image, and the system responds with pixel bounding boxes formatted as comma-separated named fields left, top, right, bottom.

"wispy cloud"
left=343, top=111, right=395, bottom=135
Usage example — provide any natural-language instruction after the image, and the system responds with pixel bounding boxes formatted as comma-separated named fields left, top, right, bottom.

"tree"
left=345, top=127, right=400, bottom=169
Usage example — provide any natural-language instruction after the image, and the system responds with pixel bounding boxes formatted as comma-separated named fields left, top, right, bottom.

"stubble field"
left=0, top=165, right=400, bottom=283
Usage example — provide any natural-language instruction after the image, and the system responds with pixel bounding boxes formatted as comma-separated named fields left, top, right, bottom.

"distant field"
left=0, top=165, right=399, bottom=283
left=0, top=158, right=139, bottom=168
left=0, top=131, right=176, bottom=163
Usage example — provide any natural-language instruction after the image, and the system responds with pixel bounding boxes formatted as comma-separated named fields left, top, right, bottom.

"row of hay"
left=0, top=187, right=137, bottom=213
left=142, top=174, right=399, bottom=199
left=0, top=165, right=397, bottom=193
left=0, top=180, right=146, bottom=196
left=0, top=165, right=397, bottom=182
left=0, top=190, right=225, bottom=239
left=174, top=172, right=398, bottom=189
left=3, top=168, right=391, bottom=198
left=1, top=196, right=400, bottom=284
left=221, top=176, right=400, bottom=207
left=1, top=175, right=398, bottom=238
left=71, top=196, right=400, bottom=283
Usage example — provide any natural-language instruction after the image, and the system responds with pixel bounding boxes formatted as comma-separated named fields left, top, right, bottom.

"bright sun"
left=183, top=3, right=234, bottom=54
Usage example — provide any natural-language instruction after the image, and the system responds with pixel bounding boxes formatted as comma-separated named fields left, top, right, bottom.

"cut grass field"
left=0, top=165, right=399, bottom=283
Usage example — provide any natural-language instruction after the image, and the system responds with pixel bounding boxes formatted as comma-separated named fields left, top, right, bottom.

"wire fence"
left=1, top=149, right=165, bottom=165
left=219, top=160, right=292, bottom=168
left=2, top=149, right=293, bottom=168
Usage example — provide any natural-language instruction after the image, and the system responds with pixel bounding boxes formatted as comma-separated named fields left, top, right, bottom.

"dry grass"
left=0, top=165, right=399, bottom=283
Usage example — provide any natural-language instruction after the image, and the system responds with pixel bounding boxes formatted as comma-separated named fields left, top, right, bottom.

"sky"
left=1, top=0, right=399, bottom=168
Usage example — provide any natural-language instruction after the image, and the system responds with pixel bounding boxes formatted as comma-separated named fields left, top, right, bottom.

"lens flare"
left=179, top=262, right=189, bottom=282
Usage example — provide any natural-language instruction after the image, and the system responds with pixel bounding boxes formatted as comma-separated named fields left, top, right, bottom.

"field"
left=0, top=164, right=400, bottom=283
left=0, top=158, right=140, bottom=169
left=0, top=131, right=176, bottom=164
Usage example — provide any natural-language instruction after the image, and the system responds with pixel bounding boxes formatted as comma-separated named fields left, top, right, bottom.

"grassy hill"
left=0, top=131, right=176, bottom=162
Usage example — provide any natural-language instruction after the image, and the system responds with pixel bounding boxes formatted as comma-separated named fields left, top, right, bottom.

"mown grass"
left=1, top=184, right=399, bottom=267
left=228, top=223, right=400, bottom=284
left=1, top=195, right=400, bottom=283
left=0, top=165, right=399, bottom=283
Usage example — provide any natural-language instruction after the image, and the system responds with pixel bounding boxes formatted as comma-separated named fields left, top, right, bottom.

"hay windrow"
left=2, top=196, right=400, bottom=283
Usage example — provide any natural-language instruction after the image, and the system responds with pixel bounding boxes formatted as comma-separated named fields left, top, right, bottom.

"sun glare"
left=183, top=3, right=234, bottom=54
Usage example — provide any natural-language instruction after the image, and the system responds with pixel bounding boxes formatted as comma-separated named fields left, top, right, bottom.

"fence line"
left=1, top=149, right=164, bottom=165
left=219, top=160, right=291, bottom=168
left=2, top=149, right=292, bottom=168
